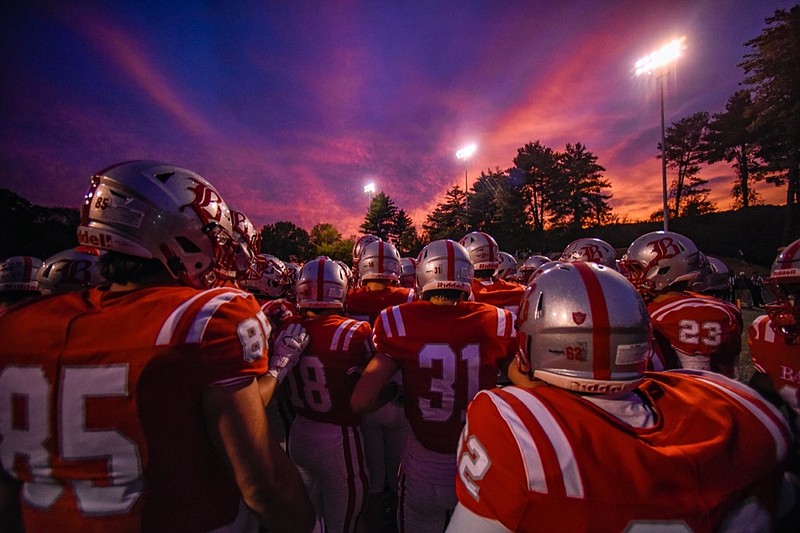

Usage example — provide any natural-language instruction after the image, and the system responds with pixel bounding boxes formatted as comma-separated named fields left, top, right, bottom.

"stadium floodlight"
left=635, top=36, right=686, bottom=231
left=364, top=182, right=375, bottom=204
left=456, top=143, right=477, bottom=211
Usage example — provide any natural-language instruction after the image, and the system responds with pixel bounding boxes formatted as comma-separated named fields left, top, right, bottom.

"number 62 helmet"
left=516, top=261, right=652, bottom=394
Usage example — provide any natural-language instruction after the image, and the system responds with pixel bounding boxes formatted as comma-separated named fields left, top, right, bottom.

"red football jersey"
left=647, top=291, right=742, bottom=377
left=455, top=370, right=791, bottom=532
left=0, top=286, right=270, bottom=532
left=470, top=278, right=525, bottom=315
left=373, top=300, right=517, bottom=454
left=345, top=285, right=415, bottom=324
left=749, top=314, right=800, bottom=445
left=285, top=314, right=373, bottom=426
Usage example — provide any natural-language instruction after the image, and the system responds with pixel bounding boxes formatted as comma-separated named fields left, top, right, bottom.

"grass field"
left=737, top=306, right=765, bottom=383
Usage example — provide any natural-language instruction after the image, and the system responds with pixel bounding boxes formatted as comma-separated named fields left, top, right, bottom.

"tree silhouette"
left=740, top=6, right=800, bottom=241
left=260, top=221, right=313, bottom=262
left=423, top=186, right=467, bottom=241
left=548, top=143, right=613, bottom=230
left=662, top=112, right=713, bottom=218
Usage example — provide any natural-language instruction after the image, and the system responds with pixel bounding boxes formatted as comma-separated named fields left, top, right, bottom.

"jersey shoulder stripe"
left=494, top=307, right=516, bottom=338
left=378, top=305, right=406, bottom=338
left=330, top=319, right=367, bottom=351
left=479, top=387, right=584, bottom=498
left=650, top=297, right=738, bottom=322
left=156, top=288, right=255, bottom=346
left=669, top=369, right=791, bottom=461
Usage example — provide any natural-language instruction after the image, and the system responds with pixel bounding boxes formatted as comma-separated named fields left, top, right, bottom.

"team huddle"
left=0, top=160, right=798, bottom=532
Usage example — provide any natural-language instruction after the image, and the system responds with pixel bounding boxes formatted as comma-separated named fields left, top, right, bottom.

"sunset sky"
left=0, top=1, right=794, bottom=238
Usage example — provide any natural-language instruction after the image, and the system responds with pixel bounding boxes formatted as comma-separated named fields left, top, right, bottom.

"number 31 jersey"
left=0, top=285, right=270, bottom=532
left=373, top=300, right=517, bottom=454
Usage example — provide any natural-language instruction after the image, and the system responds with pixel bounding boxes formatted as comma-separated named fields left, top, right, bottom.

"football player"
left=345, top=239, right=414, bottom=532
left=0, top=161, right=313, bottom=532
left=449, top=261, right=793, bottom=532
left=351, top=239, right=517, bottom=533
left=620, top=230, right=743, bottom=377
left=749, top=239, right=800, bottom=477
left=284, top=256, right=372, bottom=533
left=515, top=254, right=552, bottom=285
left=459, top=231, right=524, bottom=316
left=495, top=251, right=519, bottom=282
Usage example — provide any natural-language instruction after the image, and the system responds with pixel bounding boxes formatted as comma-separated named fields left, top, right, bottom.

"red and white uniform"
left=373, top=300, right=517, bottom=533
left=0, top=286, right=270, bottom=532
left=285, top=314, right=372, bottom=533
left=749, top=314, right=800, bottom=460
left=452, top=370, right=792, bottom=533
left=470, top=278, right=524, bottom=316
left=647, top=291, right=742, bottom=378
left=346, top=285, right=415, bottom=325
left=345, top=286, right=414, bottom=497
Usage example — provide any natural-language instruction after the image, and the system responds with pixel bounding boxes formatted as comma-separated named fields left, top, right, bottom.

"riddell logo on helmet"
left=434, top=281, right=463, bottom=289
left=77, top=228, right=113, bottom=248
left=570, top=381, right=627, bottom=394
left=773, top=268, right=800, bottom=277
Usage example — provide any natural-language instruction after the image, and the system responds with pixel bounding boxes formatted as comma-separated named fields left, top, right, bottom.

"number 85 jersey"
left=373, top=300, right=517, bottom=454
left=647, top=291, right=742, bottom=378
left=0, top=285, right=269, bottom=532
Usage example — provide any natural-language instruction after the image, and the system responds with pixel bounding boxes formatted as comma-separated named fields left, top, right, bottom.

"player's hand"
left=268, top=323, right=309, bottom=383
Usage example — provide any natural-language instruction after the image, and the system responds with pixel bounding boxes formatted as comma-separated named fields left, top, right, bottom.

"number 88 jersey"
left=373, top=300, right=517, bottom=454
left=647, top=291, right=743, bottom=378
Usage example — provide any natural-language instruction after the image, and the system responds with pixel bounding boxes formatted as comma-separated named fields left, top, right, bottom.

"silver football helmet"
left=36, top=247, right=104, bottom=294
left=516, top=254, right=552, bottom=284
left=415, top=239, right=474, bottom=297
left=283, top=262, right=302, bottom=301
left=619, top=231, right=708, bottom=294
left=78, top=160, right=237, bottom=289
left=399, top=257, right=417, bottom=288
left=560, top=237, right=616, bottom=268
left=358, top=240, right=402, bottom=284
left=495, top=251, right=518, bottom=281
left=458, top=231, right=500, bottom=271
left=0, top=255, right=43, bottom=293
left=352, top=234, right=381, bottom=266
left=517, top=261, right=651, bottom=393
left=241, top=254, right=288, bottom=299
left=690, top=255, right=730, bottom=294
left=229, top=208, right=262, bottom=282
left=296, top=256, right=348, bottom=309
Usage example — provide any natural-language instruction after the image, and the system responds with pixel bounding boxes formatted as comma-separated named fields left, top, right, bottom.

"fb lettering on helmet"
left=187, top=177, right=224, bottom=223
left=648, top=237, right=682, bottom=262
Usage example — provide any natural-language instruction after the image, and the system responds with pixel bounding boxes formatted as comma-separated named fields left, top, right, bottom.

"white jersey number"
left=678, top=319, right=722, bottom=347
left=0, top=365, right=143, bottom=514
left=288, top=356, right=332, bottom=412
left=418, top=343, right=480, bottom=422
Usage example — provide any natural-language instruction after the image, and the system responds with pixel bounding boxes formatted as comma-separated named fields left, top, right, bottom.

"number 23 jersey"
left=373, top=300, right=517, bottom=454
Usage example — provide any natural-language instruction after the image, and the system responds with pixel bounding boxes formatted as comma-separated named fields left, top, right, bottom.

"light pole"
left=363, top=182, right=375, bottom=206
left=456, top=143, right=477, bottom=212
left=635, top=36, right=685, bottom=231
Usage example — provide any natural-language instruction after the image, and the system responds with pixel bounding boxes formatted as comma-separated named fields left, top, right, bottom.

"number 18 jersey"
left=373, top=300, right=517, bottom=454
